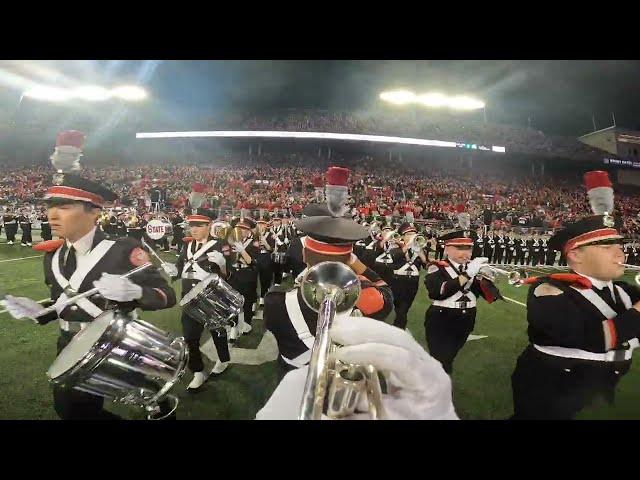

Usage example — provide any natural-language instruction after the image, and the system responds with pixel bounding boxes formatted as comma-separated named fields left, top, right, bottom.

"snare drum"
left=179, top=273, right=244, bottom=330
left=272, top=251, right=287, bottom=265
left=47, top=310, right=188, bottom=418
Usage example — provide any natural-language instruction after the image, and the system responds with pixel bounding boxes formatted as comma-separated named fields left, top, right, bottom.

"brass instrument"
left=299, top=261, right=385, bottom=420
left=227, top=226, right=245, bottom=244
left=618, top=263, right=640, bottom=285
left=212, top=221, right=231, bottom=240
left=369, top=223, right=382, bottom=240
left=409, top=234, right=428, bottom=250
left=479, top=264, right=525, bottom=286
left=382, top=230, right=401, bottom=243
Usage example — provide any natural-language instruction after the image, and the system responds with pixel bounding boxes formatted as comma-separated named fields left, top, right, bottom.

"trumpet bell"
left=300, top=262, right=361, bottom=313
left=227, top=226, right=244, bottom=244
left=412, top=235, right=427, bottom=249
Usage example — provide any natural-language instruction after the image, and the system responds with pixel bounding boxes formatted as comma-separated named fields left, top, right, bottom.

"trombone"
left=299, top=261, right=385, bottom=420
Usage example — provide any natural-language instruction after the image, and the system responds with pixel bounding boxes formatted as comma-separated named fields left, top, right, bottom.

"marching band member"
left=511, top=171, right=640, bottom=419
left=227, top=216, right=260, bottom=338
left=2, top=208, right=17, bottom=245
left=39, top=209, right=52, bottom=241
left=171, top=208, right=233, bottom=390
left=17, top=209, right=33, bottom=247
left=256, top=212, right=274, bottom=306
left=424, top=209, right=503, bottom=374
left=256, top=315, right=458, bottom=420
left=263, top=167, right=393, bottom=380
left=1, top=142, right=176, bottom=420
left=389, top=221, right=428, bottom=330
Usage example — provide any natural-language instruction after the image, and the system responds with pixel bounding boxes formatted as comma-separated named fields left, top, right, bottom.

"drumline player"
left=1, top=130, right=177, bottom=420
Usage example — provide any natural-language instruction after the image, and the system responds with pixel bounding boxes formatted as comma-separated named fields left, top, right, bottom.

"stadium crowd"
left=2, top=153, right=639, bottom=237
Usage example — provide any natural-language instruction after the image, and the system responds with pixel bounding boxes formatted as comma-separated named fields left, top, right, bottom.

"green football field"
left=2, top=234, right=640, bottom=420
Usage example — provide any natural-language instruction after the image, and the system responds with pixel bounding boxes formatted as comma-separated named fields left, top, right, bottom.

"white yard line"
left=0, top=255, right=43, bottom=263
left=0, top=297, right=50, bottom=314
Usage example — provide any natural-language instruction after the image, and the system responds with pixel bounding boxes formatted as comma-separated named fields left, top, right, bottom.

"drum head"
left=179, top=273, right=217, bottom=307
left=47, top=312, right=115, bottom=380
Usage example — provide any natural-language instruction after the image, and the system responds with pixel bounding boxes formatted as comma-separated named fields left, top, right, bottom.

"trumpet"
left=299, top=261, right=385, bottom=420
left=382, top=230, right=401, bottom=243
left=369, top=223, right=382, bottom=240
left=409, top=234, right=428, bottom=250
left=478, top=264, right=524, bottom=286
left=618, top=263, right=640, bottom=285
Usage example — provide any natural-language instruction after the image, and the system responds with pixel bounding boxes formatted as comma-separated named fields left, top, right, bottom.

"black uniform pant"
left=41, top=225, right=52, bottom=241
left=272, top=261, right=283, bottom=285
left=505, top=249, right=515, bottom=264
left=257, top=253, right=274, bottom=299
left=544, top=250, right=554, bottom=265
left=530, top=250, right=542, bottom=266
left=511, top=345, right=631, bottom=420
left=391, top=276, right=419, bottom=330
left=435, top=247, right=444, bottom=260
left=515, top=251, right=526, bottom=265
left=425, top=305, right=476, bottom=374
left=559, top=253, right=567, bottom=266
left=181, top=312, right=230, bottom=373
left=53, top=332, right=174, bottom=420
left=231, top=272, right=258, bottom=325
left=20, top=226, right=32, bottom=244
left=5, top=225, right=17, bottom=242
left=493, top=248, right=506, bottom=264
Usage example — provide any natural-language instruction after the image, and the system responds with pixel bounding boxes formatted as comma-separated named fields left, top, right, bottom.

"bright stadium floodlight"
left=112, top=85, right=148, bottom=101
left=379, top=90, right=416, bottom=105
left=448, top=95, right=485, bottom=110
left=23, top=85, right=72, bottom=102
left=72, top=85, right=112, bottom=101
left=416, top=92, right=448, bottom=108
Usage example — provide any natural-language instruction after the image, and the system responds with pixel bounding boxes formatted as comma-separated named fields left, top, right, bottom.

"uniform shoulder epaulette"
left=524, top=273, right=591, bottom=290
left=182, top=236, right=194, bottom=243
left=32, top=239, right=64, bottom=253
left=533, top=283, right=565, bottom=297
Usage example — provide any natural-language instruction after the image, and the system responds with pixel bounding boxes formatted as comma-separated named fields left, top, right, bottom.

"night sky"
left=2, top=60, right=639, bottom=137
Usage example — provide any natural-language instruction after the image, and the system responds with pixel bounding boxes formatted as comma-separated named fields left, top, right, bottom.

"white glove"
left=92, top=273, right=143, bottom=302
left=207, top=251, right=227, bottom=274
left=162, top=263, right=178, bottom=277
left=232, top=242, right=246, bottom=254
left=256, top=317, right=458, bottom=421
left=464, top=257, right=489, bottom=278
left=0, top=295, right=42, bottom=321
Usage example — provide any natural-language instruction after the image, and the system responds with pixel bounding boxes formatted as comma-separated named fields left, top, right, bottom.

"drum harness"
left=50, top=240, right=115, bottom=332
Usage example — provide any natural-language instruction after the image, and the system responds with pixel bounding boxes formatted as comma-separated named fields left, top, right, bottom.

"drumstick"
left=141, top=237, right=172, bottom=268
left=35, top=262, right=153, bottom=318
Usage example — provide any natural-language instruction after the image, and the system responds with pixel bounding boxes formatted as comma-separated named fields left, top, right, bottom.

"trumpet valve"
left=326, top=363, right=367, bottom=419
